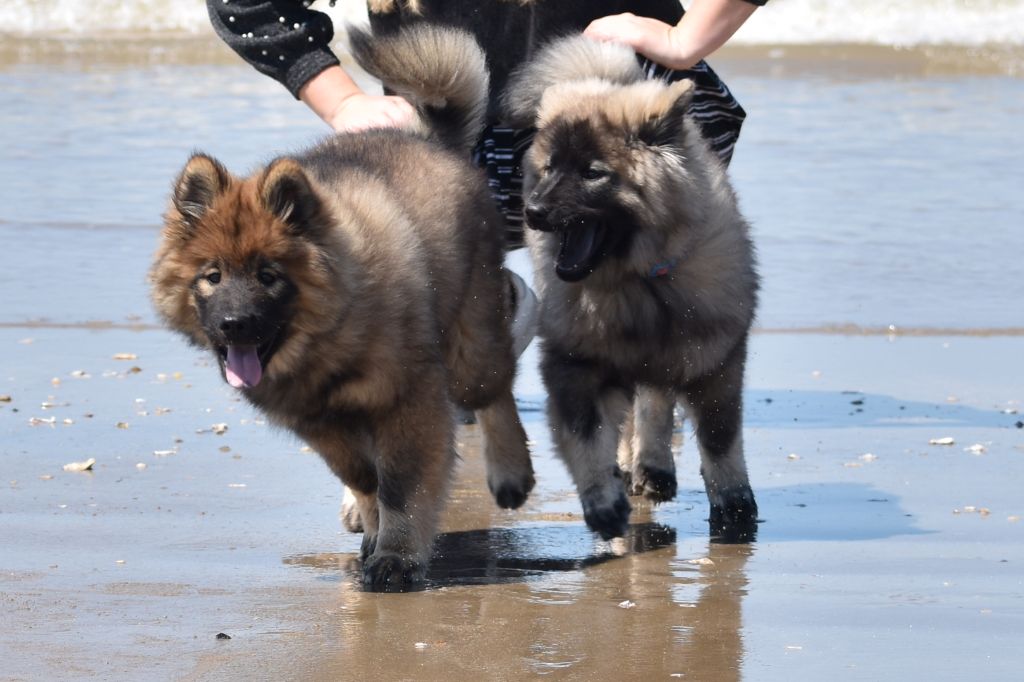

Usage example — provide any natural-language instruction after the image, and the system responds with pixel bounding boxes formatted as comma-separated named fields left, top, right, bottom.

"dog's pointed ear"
left=171, top=153, right=230, bottom=232
left=638, top=79, right=695, bottom=148
left=258, top=158, right=321, bottom=233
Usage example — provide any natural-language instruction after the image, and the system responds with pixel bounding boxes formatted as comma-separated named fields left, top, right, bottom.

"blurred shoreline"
left=1, top=37, right=1021, bottom=78
left=2, top=319, right=1023, bottom=338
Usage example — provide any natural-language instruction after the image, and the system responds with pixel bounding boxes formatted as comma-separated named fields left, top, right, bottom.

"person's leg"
left=468, top=126, right=541, bottom=377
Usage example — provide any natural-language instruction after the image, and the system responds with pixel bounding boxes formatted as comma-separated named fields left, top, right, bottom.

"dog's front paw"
left=489, top=470, right=536, bottom=510
left=581, top=482, right=632, bottom=540
left=709, top=486, right=758, bottom=543
left=362, top=551, right=424, bottom=591
left=634, top=465, right=678, bottom=503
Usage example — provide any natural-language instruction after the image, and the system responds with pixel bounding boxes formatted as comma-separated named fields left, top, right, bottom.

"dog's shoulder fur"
left=505, top=36, right=757, bottom=385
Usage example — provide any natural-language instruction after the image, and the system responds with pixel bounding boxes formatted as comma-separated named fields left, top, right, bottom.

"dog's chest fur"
left=540, top=273, right=747, bottom=388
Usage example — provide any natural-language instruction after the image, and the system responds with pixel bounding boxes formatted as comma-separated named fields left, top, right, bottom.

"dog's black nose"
left=524, top=202, right=550, bottom=230
left=219, top=315, right=256, bottom=340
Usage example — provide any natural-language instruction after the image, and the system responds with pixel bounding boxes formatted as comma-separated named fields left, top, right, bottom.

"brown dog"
left=151, top=25, right=533, bottom=588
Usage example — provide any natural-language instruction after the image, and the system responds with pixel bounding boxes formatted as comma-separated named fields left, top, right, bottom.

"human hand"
left=584, top=13, right=697, bottom=70
left=325, top=92, right=417, bottom=133
left=299, top=66, right=417, bottom=133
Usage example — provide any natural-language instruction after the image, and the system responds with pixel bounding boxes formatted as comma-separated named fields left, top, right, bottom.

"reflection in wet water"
left=285, top=522, right=678, bottom=590
left=281, top=526, right=754, bottom=680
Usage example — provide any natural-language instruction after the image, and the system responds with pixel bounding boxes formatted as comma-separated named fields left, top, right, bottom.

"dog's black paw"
left=493, top=483, right=527, bottom=510
left=635, top=465, right=677, bottom=503
left=362, top=552, right=424, bottom=591
left=489, top=471, right=536, bottom=510
left=582, top=486, right=632, bottom=540
left=709, top=486, right=758, bottom=544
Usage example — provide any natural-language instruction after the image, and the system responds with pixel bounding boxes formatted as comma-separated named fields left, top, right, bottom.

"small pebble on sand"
left=618, top=600, right=636, bottom=609
left=63, top=458, right=96, bottom=472
left=929, top=437, right=955, bottom=446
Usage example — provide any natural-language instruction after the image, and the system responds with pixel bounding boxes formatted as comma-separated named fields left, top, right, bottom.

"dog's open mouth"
left=556, top=219, right=606, bottom=282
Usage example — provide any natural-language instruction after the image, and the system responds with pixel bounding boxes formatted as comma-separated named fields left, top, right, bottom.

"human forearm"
left=584, top=0, right=762, bottom=70
left=207, top=0, right=415, bottom=131
left=299, top=65, right=366, bottom=125
left=206, top=0, right=339, bottom=97
left=668, top=0, right=760, bottom=68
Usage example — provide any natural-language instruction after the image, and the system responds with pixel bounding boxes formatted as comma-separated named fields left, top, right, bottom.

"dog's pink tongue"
left=225, top=346, right=262, bottom=389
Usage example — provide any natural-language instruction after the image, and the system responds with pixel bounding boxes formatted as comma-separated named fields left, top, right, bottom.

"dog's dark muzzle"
left=524, top=201, right=558, bottom=232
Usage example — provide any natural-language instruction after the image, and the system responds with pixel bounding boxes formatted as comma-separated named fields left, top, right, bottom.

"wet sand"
left=2, top=37, right=1024, bottom=681
left=2, top=324, right=1022, bottom=680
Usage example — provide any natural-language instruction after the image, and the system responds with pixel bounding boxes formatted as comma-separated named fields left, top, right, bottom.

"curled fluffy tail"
left=347, top=23, right=488, bottom=153
left=502, top=36, right=644, bottom=128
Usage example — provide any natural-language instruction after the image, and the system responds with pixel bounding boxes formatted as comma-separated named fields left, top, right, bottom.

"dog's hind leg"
left=543, top=351, right=632, bottom=539
left=681, top=340, right=757, bottom=542
left=350, top=489, right=381, bottom=560
left=620, top=386, right=678, bottom=502
left=446, top=263, right=534, bottom=510
left=476, top=390, right=535, bottom=509
left=616, top=403, right=637, bottom=485
left=340, top=486, right=365, bottom=533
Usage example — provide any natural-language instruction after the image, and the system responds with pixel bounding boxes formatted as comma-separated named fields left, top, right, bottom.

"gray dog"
left=504, top=36, right=760, bottom=541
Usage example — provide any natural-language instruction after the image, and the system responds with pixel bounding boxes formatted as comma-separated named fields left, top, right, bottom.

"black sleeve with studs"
left=206, top=0, right=340, bottom=98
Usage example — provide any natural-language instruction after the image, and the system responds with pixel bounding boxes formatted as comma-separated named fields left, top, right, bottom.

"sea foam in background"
left=2, top=0, right=1024, bottom=47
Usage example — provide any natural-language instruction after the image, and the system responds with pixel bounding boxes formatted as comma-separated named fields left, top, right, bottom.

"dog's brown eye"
left=257, top=270, right=277, bottom=286
left=582, top=166, right=608, bottom=181
left=206, top=271, right=221, bottom=284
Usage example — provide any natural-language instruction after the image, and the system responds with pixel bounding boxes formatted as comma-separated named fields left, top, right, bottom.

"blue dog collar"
left=648, top=259, right=678, bottom=278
